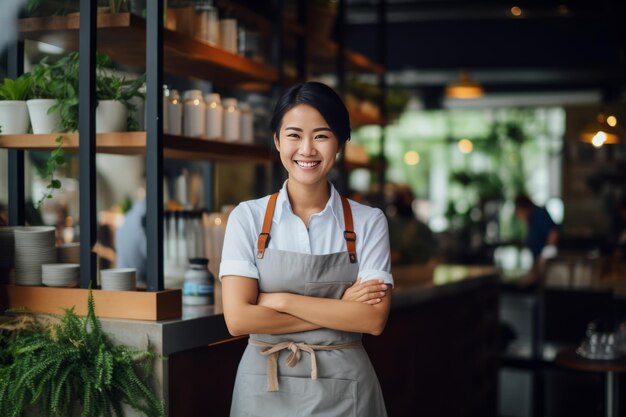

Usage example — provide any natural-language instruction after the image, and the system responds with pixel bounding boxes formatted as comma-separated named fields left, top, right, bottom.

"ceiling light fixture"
left=445, top=71, right=484, bottom=99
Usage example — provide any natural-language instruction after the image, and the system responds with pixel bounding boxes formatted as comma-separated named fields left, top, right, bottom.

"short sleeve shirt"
left=219, top=181, right=394, bottom=286
left=528, top=206, right=557, bottom=258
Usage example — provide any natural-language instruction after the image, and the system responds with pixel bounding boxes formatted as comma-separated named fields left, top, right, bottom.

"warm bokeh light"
left=458, top=138, right=473, bottom=154
left=445, top=71, right=484, bottom=99
left=511, top=6, right=522, bottom=16
left=404, top=150, right=420, bottom=165
left=607, top=115, right=617, bottom=127
left=558, top=4, right=569, bottom=14
left=591, top=131, right=607, bottom=148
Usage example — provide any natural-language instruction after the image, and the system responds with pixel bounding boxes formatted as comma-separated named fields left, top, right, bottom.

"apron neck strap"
left=256, top=192, right=358, bottom=263
left=340, top=196, right=357, bottom=263
left=257, top=192, right=279, bottom=259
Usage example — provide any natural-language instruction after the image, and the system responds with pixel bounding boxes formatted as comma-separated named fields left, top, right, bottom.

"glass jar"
left=239, top=102, right=254, bottom=144
left=183, top=89, right=206, bottom=138
left=167, top=89, right=183, bottom=136
left=183, top=258, right=214, bottom=306
left=204, top=92, right=223, bottom=140
left=194, top=1, right=219, bottom=45
left=222, top=98, right=240, bottom=142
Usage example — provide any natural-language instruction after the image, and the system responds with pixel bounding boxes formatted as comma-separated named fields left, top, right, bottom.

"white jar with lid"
left=183, top=89, right=206, bottom=138
left=167, top=89, right=183, bottom=136
left=219, top=18, right=238, bottom=54
left=223, top=97, right=240, bottom=142
left=183, top=258, right=214, bottom=305
left=239, top=102, right=254, bottom=144
left=205, top=92, right=223, bottom=140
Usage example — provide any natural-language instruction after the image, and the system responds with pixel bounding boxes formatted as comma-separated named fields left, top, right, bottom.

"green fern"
left=0, top=290, right=165, bottom=417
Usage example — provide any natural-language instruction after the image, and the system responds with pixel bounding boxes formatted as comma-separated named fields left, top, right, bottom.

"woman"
left=220, top=82, right=393, bottom=417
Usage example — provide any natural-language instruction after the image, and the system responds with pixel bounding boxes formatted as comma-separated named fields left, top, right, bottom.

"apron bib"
left=230, top=193, right=388, bottom=417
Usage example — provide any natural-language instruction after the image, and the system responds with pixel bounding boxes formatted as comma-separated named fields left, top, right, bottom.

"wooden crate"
left=0, top=284, right=182, bottom=321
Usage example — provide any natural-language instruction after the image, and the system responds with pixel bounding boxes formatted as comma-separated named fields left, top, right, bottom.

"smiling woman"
left=220, top=82, right=394, bottom=417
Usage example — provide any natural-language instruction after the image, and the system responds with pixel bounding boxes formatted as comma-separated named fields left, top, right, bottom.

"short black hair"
left=515, top=194, right=536, bottom=210
left=269, top=82, right=351, bottom=148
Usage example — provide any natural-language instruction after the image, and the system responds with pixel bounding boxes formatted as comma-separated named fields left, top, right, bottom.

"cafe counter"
left=90, top=265, right=500, bottom=416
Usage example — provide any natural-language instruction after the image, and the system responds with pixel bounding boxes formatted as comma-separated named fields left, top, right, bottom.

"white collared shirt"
left=219, top=181, right=393, bottom=285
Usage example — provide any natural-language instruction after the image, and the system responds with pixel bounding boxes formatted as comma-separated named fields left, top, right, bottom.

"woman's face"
left=274, top=104, right=339, bottom=188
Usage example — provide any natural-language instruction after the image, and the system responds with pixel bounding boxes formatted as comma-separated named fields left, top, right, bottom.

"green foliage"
left=29, top=57, right=57, bottom=100
left=0, top=290, right=165, bottom=417
left=35, top=136, right=67, bottom=209
left=30, top=52, right=145, bottom=133
left=0, top=75, right=32, bottom=101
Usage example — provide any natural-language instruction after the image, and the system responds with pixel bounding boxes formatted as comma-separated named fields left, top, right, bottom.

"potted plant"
left=0, top=290, right=165, bottom=417
left=95, top=53, right=145, bottom=133
left=0, top=74, right=32, bottom=134
left=27, top=58, right=62, bottom=134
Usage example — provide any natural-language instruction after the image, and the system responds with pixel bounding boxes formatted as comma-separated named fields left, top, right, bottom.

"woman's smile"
left=295, top=160, right=321, bottom=169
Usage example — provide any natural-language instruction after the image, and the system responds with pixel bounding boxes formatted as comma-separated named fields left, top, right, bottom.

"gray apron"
left=230, top=194, right=388, bottom=417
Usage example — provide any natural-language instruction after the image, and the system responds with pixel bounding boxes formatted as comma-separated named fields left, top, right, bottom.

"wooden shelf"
left=0, top=284, right=182, bottom=320
left=308, top=37, right=385, bottom=76
left=18, top=13, right=278, bottom=88
left=349, top=109, right=386, bottom=127
left=345, top=159, right=385, bottom=172
left=0, top=132, right=276, bottom=163
left=214, top=0, right=305, bottom=37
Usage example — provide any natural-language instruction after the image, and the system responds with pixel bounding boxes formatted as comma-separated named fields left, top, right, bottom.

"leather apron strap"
left=340, top=195, right=357, bottom=263
left=256, top=192, right=358, bottom=263
left=249, top=338, right=363, bottom=392
left=257, top=192, right=279, bottom=259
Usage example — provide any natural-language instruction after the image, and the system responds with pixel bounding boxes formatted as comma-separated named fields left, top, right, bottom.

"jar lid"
left=183, top=89, right=204, bottom=101
left=205, top=92, right=221, bottom=104
left=223, top=98, right=238, bottom=107
left=189, top=257, right=209, bottom=266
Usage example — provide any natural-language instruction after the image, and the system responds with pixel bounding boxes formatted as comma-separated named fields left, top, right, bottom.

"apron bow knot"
left=249, top=338, right=362, bottom=392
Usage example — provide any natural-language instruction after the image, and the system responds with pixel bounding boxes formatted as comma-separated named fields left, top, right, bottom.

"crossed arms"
left=222, top=276, right=392, bottom=337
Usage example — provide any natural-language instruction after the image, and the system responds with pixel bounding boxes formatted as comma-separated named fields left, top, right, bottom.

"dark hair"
left=514, top=194, right=536, bottom=210
left=269, top=82, right=351, bottom=148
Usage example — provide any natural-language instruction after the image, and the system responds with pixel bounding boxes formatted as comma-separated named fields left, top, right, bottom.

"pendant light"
left=445, top=71, right=484, bottom=99
left=579, top=113, right=622, bottom=147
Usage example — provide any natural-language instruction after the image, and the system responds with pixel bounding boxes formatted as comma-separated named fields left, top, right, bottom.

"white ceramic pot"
left=26, top=99, right=60, bottom=134
left=96, top=100, right=128, bottom=133
left=0, top=101, right=30, bottom=134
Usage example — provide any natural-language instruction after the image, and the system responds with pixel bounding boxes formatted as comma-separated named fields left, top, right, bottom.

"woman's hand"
left=341, top=279, right=389, bottom=305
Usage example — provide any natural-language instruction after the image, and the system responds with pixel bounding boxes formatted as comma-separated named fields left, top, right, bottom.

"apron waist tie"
left=248, top=338, right=363, bottom=392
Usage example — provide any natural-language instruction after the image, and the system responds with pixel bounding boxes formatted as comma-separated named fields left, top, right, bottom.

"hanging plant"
left=35, top=135, right=67, bottom=209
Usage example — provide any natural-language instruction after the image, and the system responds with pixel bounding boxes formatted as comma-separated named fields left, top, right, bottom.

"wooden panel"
left=0, top=284, right=182, bottom=320
left=169, top=337, right=247, bottom=417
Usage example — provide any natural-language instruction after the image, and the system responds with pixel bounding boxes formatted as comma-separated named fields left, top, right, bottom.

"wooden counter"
left=3, top=265, right=498, bottom=416
left=162, top=265, right=499, bottom=416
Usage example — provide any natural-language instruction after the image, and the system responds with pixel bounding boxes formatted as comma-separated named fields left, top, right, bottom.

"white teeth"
left=296, top=161, right=320, bottom=167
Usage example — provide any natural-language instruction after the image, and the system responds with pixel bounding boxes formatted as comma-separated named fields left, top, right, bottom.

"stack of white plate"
left=57, top=242, right=80, bottom=264
left=14, top=226, right=56, bottom=286
left=0, top=227, right=20, bottom=279
left=42, top=263, right=79, bottom=287
left=100, top=268, right=136, bottom=291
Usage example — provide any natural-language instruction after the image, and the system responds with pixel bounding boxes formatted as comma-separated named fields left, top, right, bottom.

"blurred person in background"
left=386, top=184, right=437, bottom=265
left=514, top=193, right=559, bottom=286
